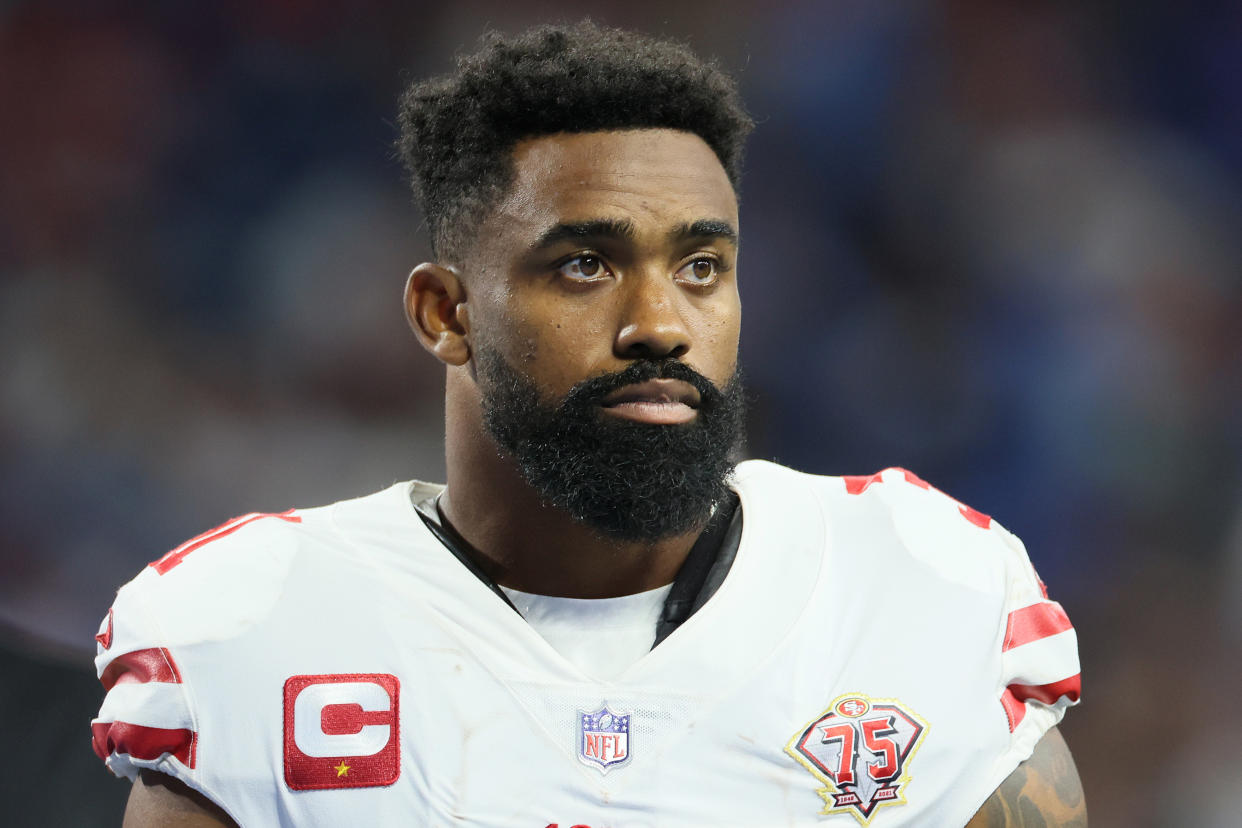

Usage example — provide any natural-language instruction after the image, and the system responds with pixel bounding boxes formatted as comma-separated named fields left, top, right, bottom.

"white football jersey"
left=92, top=461, right=1080, bottom=827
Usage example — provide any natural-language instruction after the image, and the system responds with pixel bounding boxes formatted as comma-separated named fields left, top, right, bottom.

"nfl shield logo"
left=577, top=705, right=631, bottom=773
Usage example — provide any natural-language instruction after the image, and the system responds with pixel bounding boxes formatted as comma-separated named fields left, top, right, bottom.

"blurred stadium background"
left=2, top=1, right=1240, bottom=825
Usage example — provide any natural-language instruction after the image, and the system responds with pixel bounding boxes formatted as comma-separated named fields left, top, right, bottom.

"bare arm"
left=123, top=770, right=239, bottom=828
left=966, top=727, right=1086, bottom=827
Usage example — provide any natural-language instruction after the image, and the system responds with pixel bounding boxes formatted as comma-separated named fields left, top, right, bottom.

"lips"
left=601, top=379, right=701, bottom=424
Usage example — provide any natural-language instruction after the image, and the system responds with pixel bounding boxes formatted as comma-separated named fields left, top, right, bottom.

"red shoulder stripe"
left=1003, top=602, right=1073, bottom=651
left=92, top=721, right=197, bottom=768
left=998, top=673, right=1082, bottom=733
left=900, top=469, right=931, bottom=489
left=150, top=510, right=301, bottom=574
left=843, top=472, right=885, bottom=495
left=957, top=504, right=992, bottom=529
left=100, top=647, right=183, bottom=692
left=1007, top=673, right=1082, bottom=707
left=842, top=468, right=993, bottom=528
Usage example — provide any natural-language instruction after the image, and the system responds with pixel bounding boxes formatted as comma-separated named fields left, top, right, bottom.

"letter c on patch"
left=293, top=681, right=391, bottom=757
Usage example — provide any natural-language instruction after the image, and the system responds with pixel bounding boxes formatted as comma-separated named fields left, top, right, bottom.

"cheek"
left=469, top=284, right=541, bottom=361
left=509, top=320, right=542, bottom=366
left=490, top=311, right=608, bottom=394
left=520, top=292, right=610, bottom=350
left=694, top=296, right=742, bottom=379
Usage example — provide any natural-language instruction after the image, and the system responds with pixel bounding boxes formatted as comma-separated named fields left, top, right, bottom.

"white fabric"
left=1004, top=628, right=1080, bottom=686
left=93, top=461, right=1080, bottom=827
left=95, top=682, right=193, bottom=732
left=500, top=583, right=672, bottom=681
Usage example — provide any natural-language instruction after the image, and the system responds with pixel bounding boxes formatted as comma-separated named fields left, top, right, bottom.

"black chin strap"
left=413, top=492, right=743, bottom=649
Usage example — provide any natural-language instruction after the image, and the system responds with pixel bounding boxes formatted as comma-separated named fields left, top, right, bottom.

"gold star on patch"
left=334, top=761, right=350, bottom=778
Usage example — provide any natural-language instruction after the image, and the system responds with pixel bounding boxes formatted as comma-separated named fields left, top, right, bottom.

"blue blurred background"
left=2, top=1, right=1240, bottom=825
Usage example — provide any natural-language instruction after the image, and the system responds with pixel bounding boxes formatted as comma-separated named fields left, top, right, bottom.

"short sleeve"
left=90, top=570, right=199, bottom=787
left=993, top=524, right=1081, bottom=758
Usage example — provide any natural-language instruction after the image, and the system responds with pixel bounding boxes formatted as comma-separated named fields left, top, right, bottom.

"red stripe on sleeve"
left=150, top=510, right=301, bottom=574
left=100, top=647, right=183, bottom=692
left=999, top=688, right=1026, bottom=732
left=1003, top=602, right=1074, bottom=651
left=1007, top=674, right=1082, bottom=706
left=92, top=721, right=197, bottom=768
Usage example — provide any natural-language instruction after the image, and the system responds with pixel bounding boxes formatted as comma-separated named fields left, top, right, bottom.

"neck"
left=439, top=371, right=701, bottom=598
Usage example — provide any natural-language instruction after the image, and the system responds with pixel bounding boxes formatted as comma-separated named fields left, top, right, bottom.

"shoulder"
left=734, top=459, right=992, bottom=525
left=738, top=461, right=1082, bottom=816
left=90, top=482, right=428, bottom=786
left=104, top=507, right=313, bottom=656
left=734, top=461, right=1033, bottom=596
left=101, top=481, right=426, bottom=661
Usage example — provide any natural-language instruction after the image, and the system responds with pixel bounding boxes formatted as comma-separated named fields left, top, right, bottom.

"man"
left=93, top=22, right=1084, bottom=826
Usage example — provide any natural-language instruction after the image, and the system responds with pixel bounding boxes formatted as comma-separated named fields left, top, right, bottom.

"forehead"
left=492, top=129, right=738, bottom=243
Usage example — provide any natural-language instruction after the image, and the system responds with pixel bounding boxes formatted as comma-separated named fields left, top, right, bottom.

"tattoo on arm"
left=967, top=728, right=1086, bottom=827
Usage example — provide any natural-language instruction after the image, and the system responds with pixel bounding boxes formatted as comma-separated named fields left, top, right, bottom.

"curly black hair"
left=397, top=21, right=753, bottom=262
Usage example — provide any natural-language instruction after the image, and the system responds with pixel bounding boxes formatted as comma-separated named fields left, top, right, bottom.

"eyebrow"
left=531, top=218, right=636, bottom=250
left=672, top=219, right=738, bottom=246
left=531, top=217, right=738, bottom=250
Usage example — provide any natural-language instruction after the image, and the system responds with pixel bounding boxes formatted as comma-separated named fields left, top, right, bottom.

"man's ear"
left=404, top=263, right=471, bottom=366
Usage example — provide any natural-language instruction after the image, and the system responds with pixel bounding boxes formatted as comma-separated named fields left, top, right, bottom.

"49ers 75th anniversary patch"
left=786, top=693, right=928, bottom=824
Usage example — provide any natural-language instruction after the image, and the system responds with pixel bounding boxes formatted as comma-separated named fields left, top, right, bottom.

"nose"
left=613, top=271, right=691, bottom=360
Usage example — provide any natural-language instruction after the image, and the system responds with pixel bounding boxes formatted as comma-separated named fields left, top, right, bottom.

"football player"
left=95, top=21, right=1085, bottom=826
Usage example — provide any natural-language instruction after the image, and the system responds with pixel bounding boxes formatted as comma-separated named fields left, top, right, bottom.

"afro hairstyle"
left=396, top=21, right=753, bottom=261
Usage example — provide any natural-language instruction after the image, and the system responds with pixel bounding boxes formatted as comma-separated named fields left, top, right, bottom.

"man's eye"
left=676, top=257, right=719, bottom=285
left=556, top=255, right=610, bottom=281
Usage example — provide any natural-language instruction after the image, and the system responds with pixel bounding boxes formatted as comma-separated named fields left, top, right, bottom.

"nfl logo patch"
left=577, top=705, right=631, bottom=773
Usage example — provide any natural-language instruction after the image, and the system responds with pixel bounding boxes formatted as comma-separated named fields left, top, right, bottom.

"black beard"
left=475, top=348, right=746, bottom=542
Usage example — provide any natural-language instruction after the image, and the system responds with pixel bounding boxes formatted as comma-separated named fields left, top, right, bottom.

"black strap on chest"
left=413, top=492, right=742, bottom=648
left=652, top=492, right=740, bottom=646
left=414, top=500, right=521, bottom=614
